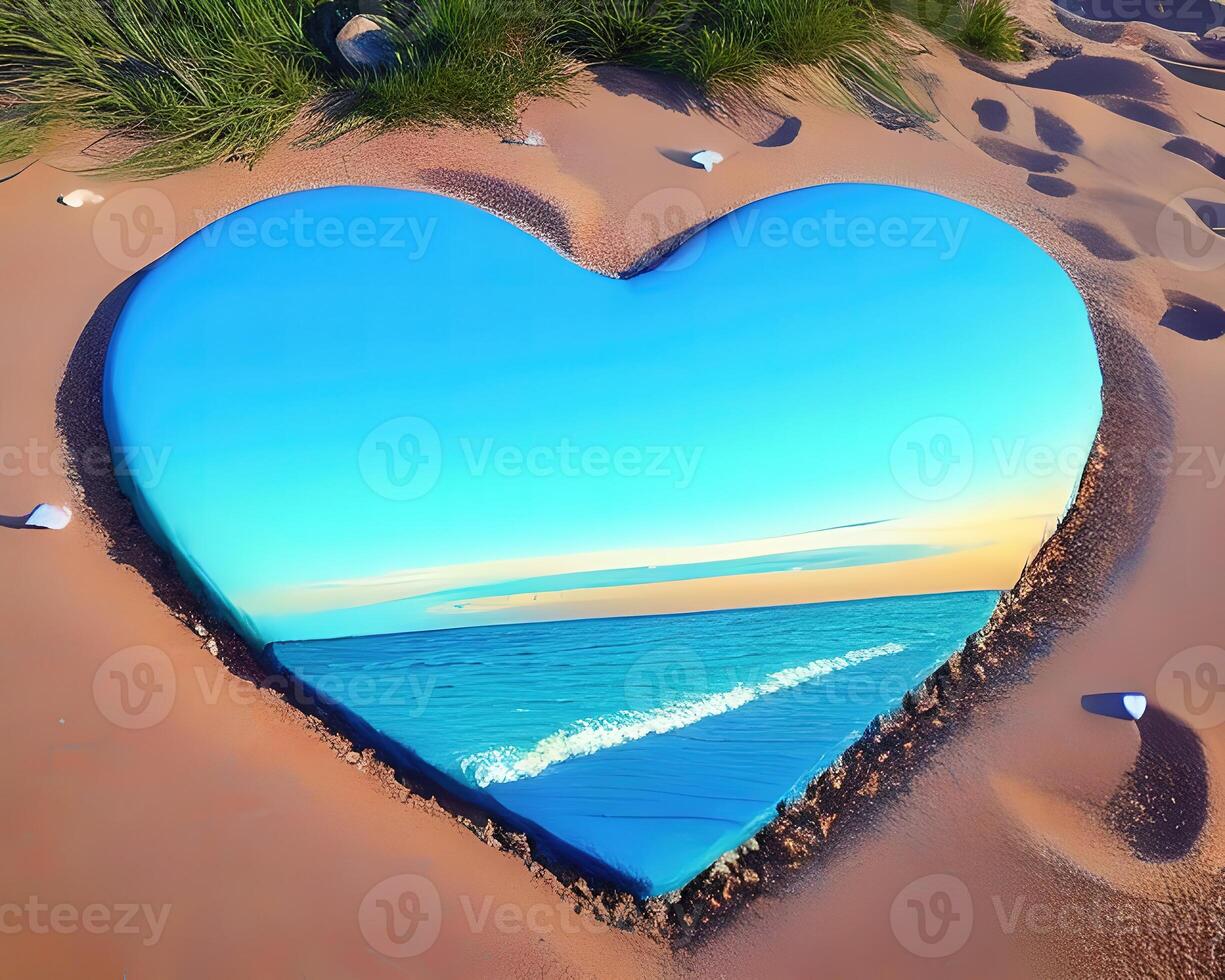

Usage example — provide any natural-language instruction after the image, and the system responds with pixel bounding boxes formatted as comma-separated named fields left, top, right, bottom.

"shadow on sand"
left=1110, top=707, right=1209, bottom=861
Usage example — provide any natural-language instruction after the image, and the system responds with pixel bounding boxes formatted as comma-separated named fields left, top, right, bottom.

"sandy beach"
left=3, top=0, right=1225, bottom=973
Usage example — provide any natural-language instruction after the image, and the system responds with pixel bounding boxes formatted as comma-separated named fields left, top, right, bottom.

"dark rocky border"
left=56, top=190, right=1173, bottom=948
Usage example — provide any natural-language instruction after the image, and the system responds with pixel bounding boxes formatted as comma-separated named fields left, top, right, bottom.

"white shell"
left=691, top=150, right=724, bottom=173
left=58, top=189, right=105, bottom=208
left=25, top=503, right=72, bottom=529
left=1081, top=691, right=1147, bottom=721
left=504, top=130, right=545, bottom=147
left=1122, top=694, right=1147, bottom=720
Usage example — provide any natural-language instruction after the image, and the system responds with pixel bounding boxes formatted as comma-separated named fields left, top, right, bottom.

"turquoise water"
left=103, top=183, right=1101, bottom=896
left=269, top=591, right=999, bottom=895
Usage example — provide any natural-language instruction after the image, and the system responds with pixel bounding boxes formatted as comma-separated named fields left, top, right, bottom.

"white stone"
left=57, top=189, right=104, bottom=208
left=1122, top=694, right=1147, bottom=719
left=25, top=503, right=72, bottom=529
left=502, top=130, right=546, bottom=147
left=1080, top=691, right=1146, bottom=721
left=691, top=150, right=724, bottom=173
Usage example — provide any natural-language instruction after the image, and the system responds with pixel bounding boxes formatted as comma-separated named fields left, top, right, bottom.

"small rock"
left=24, top=503, right=71, bottom=529
left=1081, top=691, right=1147, bottom=721
left=57, top=189, right=104, bottom=208
left=503, top=130, right=545, bottom=147
left=691, top=149, right=723, bottom=172
left=336, top=15, right=398, bottom=72
left=344, top=751, right=360, bottom=764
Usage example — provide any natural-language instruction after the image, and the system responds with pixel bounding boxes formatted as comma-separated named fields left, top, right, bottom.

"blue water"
left=268, top=591, right=999, bottom=895
left=102, top=183, right=1102, bottom=896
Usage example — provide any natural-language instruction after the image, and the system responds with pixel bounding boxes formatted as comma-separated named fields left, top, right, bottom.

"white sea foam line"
left=460, top=642, right=905, bottom=787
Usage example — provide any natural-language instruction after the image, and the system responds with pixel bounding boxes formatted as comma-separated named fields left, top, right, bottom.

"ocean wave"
left=460, top=642, right=904, bottom=787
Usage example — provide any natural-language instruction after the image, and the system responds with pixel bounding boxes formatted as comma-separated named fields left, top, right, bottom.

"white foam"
left=460, top=642, right=904, bottom=787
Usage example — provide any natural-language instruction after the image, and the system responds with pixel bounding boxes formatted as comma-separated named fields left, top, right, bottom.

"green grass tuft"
left=0, top=0, right=326, bottom=176
left=0, top=0, right=1026, bottom=176
left=950, top=0, right=1023, bottom=62
left=0, top=111, right=42, bottom=162
left=556, top=0, right=920, bottom=112
left=879, top=0, right=1023, bottom=61
left=556, top=0, right=700, bottom=66
left=320, top=0, right=575, bottom=135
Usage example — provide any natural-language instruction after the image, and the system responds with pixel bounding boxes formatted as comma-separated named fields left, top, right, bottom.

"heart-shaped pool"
left=104, top=184, right=1101, bottom=896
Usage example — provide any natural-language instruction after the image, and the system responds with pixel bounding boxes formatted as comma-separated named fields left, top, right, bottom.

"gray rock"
left=336, top=15, right=397, bottom=72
